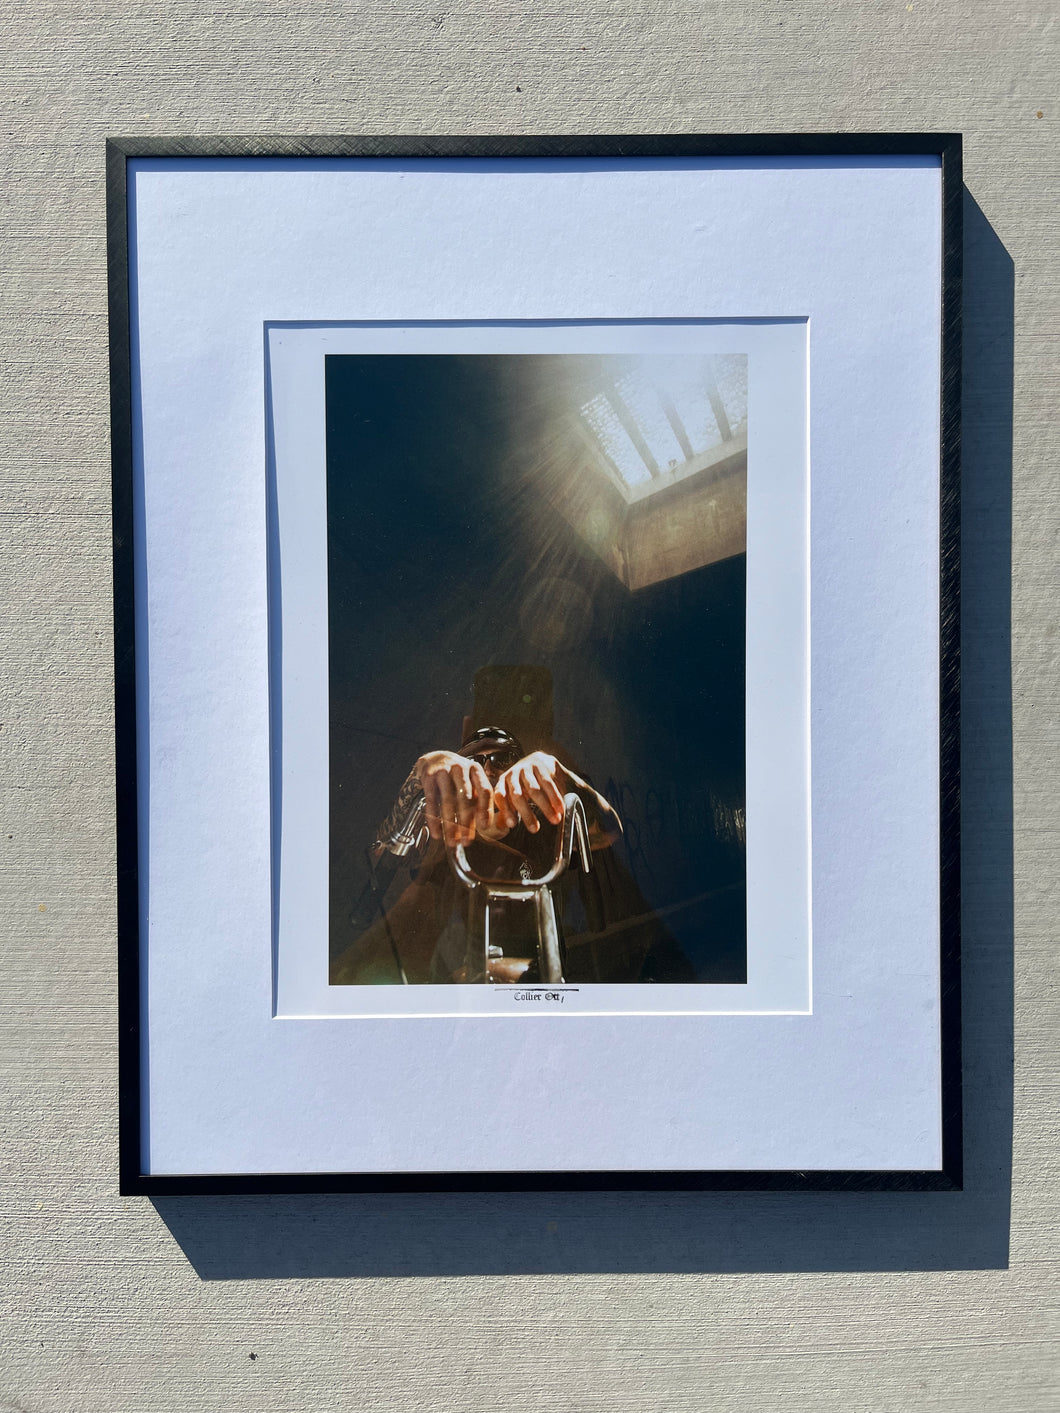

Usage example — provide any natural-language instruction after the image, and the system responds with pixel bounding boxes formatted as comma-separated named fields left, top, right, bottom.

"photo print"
left=326, top=352, right=749, bottom=987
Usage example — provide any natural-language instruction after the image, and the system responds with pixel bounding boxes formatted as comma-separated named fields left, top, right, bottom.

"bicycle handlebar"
left=447, top=792, right=591, bottom=893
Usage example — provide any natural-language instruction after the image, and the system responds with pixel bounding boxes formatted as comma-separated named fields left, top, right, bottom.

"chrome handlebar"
left=446, top=792, right=591, bottom=984
left=448, top=792, right=591, bottom=893
left=379, top=795, right=430, bottom=858
left=378, top=791, right=592, bottom=984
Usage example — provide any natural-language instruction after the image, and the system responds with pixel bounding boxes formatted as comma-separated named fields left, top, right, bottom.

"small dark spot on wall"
left=249, top=1352, right=257, bottom=1360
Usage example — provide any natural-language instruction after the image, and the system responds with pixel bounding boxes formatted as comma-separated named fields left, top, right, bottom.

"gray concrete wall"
left=1, top=3, right=1054, bottom=1408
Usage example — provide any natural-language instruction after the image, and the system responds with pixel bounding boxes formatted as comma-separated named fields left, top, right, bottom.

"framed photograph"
left=109, top=135, right=961, bottom=1192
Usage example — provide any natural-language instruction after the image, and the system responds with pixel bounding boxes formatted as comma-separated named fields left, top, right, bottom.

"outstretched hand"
left=493, top=751, right=568, bottom=833
left=415, top=750, right=492, bottom=846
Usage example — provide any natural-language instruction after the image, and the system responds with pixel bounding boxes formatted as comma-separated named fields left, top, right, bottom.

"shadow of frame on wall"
left=150, top=190, right=1013, bottom=1279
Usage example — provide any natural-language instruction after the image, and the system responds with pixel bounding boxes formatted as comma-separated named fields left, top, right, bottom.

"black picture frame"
left=108, top=133, right=962, bottom=1195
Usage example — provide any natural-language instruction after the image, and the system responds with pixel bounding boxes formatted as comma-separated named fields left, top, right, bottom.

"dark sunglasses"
left=468, top=748, right=521, bottom=772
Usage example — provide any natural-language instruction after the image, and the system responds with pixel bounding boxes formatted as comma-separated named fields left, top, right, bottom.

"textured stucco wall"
left=1, top=3, right=1056, bottom=1409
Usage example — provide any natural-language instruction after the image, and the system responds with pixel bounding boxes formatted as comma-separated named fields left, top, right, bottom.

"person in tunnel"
left=331, top=725, right=624, bottom=985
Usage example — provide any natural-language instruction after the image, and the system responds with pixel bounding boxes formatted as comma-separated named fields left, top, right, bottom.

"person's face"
left=467, top=744, right=521, bottom=786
